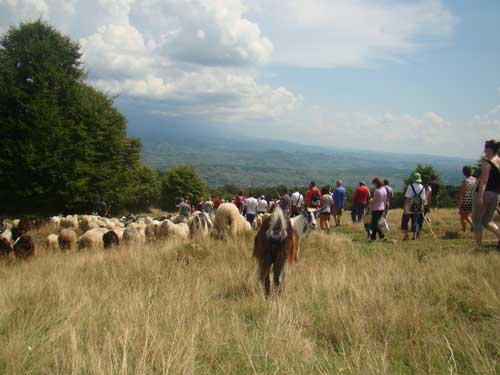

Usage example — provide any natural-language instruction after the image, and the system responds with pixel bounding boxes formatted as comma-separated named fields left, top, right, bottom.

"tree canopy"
left=160, top=166, right=208, bottom=211
left=0, top=21, right=158, bottom=214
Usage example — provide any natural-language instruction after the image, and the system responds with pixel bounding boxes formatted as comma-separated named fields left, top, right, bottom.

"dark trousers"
left=351, top=202, right=365, bottom=223
left=402, top=213, right=421, bottom=233
left=371, top=210, right=385, bottom=240
left=246, top=214, right=256, bottom=224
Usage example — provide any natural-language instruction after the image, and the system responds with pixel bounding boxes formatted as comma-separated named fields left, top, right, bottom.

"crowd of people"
left=175, top=140, right=500, bottom=251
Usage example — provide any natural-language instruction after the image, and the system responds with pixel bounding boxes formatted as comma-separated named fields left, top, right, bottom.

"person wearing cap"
left=401, top=172, right=427, bottom=241
left=351, top=181, right=371, bottom=223
left=257, top=195, right=268, bottom=215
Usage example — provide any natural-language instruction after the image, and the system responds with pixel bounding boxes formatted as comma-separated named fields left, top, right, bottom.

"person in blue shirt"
left=332, top=180, right=348, bottom=227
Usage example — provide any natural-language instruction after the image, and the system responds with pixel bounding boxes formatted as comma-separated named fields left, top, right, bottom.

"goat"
left=253, top=207, right=317, bottom=296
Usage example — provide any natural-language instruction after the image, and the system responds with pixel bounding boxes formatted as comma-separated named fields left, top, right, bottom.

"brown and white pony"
left=253, top=206, right=317, bottom=296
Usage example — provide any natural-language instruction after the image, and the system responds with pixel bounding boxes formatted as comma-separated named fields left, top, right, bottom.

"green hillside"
left=140, top=136, right=473, bottom=189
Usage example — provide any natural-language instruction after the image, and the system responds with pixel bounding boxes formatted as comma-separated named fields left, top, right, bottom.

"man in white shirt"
left=245, top=192, right=258, bottom=224
left=291, top=190, right=304, bottom=217
left=257, top=196, right=268, bottom=215
left=402, top=172, right=427, bottom=240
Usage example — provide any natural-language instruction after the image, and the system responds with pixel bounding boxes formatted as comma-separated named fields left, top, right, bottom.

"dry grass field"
left=1, top=209, right=500, bottom=374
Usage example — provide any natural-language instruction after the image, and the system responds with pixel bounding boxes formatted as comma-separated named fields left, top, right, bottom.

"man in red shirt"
left=352, top=181, right=371, bottom=223
left=305, top=181, right=322, bottom=209
left=213, top=196, right=222, bottom=210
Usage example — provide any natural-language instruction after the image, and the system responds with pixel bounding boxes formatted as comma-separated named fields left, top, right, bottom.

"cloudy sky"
left=1, top=0, right=499, bottom=158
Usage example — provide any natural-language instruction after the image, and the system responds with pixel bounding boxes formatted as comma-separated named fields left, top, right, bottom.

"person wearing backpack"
left=290, top=189, right=304, bottom=217
left=401, top=172, right=426, bottom=241
left=280, top=190, right=291, bottom=216
left=351, top=181, right=371, bottom=223
left=472, top=140, right=500, bottom=251
left=235, top=190, right=246, bottom=213
left=306, top=181, right=322, bottom=209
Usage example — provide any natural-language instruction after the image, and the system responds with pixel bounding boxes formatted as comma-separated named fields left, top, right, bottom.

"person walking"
left=351, top=181, right=371, bottom=223
left=245, top=192, right=258, bottom=225
left=235, top=190, right=246, bottom=213
left=401, top=172, right=426, bottom=241
left=177, top=197, right=192, bottom=219
left=369, top=177, right=388, bottom=242
left=472, top=140, right=500, bottom=251
left=306, top=181, right=322, bottom=209
left=280, top=190, right=292, bottom=216
left=319, top=185, right=334, bottom=231
left=332, top=180, right=347, bottom=226
left=202, top=197, right=214, bottom=214
left=383, top=179, right=394, bottom=217
left=291, top=189, right=304, bottom=217
left=257, top=195, right=268, bottom=215
left=458, top=166, right=477, bottom=232
left=213, top=196, right=222, bottom=210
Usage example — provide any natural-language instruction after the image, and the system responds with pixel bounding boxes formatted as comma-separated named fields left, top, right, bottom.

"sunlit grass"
left=0, top=209, right=499, bottom=374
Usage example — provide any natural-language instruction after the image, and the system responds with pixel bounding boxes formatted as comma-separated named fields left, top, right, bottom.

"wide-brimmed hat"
left=411, top=172, right=422, bottom=183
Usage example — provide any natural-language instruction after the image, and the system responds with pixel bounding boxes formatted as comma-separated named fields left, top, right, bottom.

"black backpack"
left=311, top=190, right=321, bottom=205
left=409, top=184, right=424, bottom=213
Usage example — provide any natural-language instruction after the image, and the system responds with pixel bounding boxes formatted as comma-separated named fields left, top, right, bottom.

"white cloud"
left=2, top=0, right=477, bottom=158
left=248, top=0, right=456, bottom=68
left=130, top=0, right=273, bottom=66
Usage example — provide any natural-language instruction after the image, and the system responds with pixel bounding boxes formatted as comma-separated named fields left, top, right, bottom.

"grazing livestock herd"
left=0, top=203, right=319, bottom=295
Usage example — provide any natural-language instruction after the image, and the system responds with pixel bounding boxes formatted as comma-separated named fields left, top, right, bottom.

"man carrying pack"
left=306, top=181, right=322, bottom=209
left=290, top=189, right=303, bottom=217
left=401, top=172, right=427, bottom=241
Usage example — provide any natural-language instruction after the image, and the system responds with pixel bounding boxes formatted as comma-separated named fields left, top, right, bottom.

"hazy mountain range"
left=124, top=108, right=474, bottom=190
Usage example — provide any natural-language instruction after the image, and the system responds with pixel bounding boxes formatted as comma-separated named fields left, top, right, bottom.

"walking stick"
left=423, top=213, right=438, bottom=239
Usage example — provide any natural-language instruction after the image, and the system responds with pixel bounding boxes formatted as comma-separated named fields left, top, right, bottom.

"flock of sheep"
left=0, top=203, right=260, bottom=257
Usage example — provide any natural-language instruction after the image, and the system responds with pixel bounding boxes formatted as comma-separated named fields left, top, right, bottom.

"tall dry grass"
left=0, top=209, right=499, bottom=374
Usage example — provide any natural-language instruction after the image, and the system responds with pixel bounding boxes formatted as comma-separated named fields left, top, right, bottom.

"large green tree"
left=404, top=164, right=442, bottom=186
left=160, top=167, right=208, bottom=211
left=0, top=21, right=159, bottom=214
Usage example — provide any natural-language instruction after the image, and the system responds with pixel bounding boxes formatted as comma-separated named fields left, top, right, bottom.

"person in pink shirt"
left=369, top=177, right=388, bottom=242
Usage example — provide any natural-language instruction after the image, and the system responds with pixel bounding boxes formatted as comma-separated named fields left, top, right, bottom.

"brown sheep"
left=103, top=230, right=120, bottom=249
left=0, top=238, right=12, bottom=257
left=13, top=235, right=35, bottom=259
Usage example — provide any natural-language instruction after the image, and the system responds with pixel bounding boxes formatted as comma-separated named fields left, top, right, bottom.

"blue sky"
left=257, top=1, right=499, bottom=120
left=1, top=0, right=499, bottom=158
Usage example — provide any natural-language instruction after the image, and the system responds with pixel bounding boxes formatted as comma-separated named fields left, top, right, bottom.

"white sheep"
left=62, top=215, right=78, bottom=229
left=213, top=203, right=251, bottom=239
left=78, top=229, right=104, bottom=249
left=157, top=220, right=189, bottom=241
left=58, top=228, right=77, bottom=250
left=113, top=228, right=124, bottom=241
left=49, top=216, right=62, bottom=228
left=1, top=228, right=12, bottom=243
left=122, top=225, right=145, bottom=245
left=189, top=212, right=213, bottom=240
left=47, top=234, right=59, bottom=250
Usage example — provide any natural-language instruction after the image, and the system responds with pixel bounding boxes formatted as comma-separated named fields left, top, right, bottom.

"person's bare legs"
left=465, top=214, right=473, bottom=231
left=460, top=215, right=467, bottom=232
left=485, top=221, right=500, bottom=239
left=325, top=215, right=331, bottom=230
